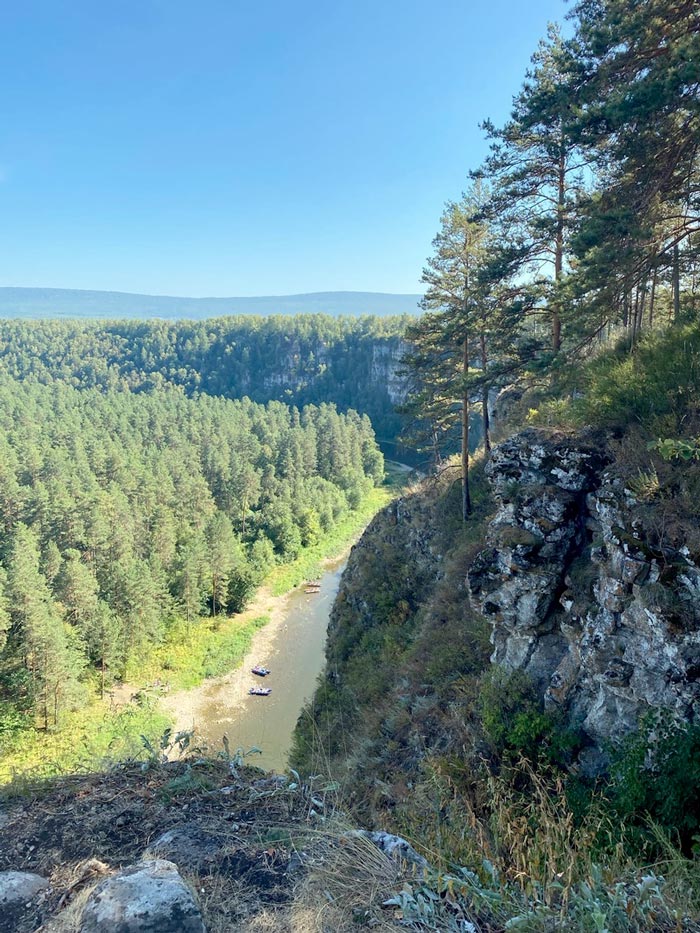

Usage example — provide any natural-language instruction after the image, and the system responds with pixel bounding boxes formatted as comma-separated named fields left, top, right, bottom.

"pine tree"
left=569, top=0, right=700, bottom=334
left=205, top=513, right=237, bottom=615
left=404, top=185, right=495, bottom=518
left=478, top=25, right=585, bottom=354
left=6, top=525, right=86, bottom=728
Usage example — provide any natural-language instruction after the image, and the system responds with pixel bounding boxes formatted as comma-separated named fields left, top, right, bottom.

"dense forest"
left=0, top=314, right=410, bottom=453
left=0, top=379, right=383, bottom=733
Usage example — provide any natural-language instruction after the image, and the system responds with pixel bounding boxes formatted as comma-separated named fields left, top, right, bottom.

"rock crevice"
left=468, top=428, right=700, bottom=759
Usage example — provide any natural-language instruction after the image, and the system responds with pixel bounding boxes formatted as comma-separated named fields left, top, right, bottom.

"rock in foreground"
left=80, top=859, right=205, bottom=933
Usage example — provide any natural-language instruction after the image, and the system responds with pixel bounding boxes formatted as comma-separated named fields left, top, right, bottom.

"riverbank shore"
left=160, top=549, right=351, bottom=762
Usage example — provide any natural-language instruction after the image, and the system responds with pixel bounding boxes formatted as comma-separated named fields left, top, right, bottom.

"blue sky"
left=1, top=0, right=567, bottom=296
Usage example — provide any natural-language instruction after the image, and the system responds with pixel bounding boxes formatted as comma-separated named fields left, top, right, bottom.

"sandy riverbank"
left=159, top=546, right=352, bottom=742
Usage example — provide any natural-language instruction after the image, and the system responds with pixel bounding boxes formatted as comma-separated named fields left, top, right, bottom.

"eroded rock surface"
left=0, top=869, right=48, bottom=906
left=80, top=859, right=205, bottom=933
left=468, top=428, right=700, bottom=761
left=147, top=826, right=220, bottom=872
left=0, top=870, right=49, bottom=933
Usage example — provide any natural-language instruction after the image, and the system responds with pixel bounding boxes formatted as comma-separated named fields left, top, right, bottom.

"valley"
left=0, top=1, right=699, bottom=930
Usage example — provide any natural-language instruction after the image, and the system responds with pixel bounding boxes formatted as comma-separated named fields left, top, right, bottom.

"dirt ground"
left=0, top=758, right=339, bottom=932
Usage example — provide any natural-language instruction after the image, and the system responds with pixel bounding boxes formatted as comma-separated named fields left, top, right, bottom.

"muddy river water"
left=161, top=555, right=347, bottom=772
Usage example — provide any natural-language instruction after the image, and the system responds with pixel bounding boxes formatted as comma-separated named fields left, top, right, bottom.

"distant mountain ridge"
left=0, top=287, right=422, bottom=320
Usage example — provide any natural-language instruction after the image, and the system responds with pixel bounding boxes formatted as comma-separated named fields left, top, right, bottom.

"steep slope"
left=295, top=410, right=700, bottom=855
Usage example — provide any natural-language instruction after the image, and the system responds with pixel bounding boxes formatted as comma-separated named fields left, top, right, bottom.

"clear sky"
left=1, top=0, right=567, bottom=296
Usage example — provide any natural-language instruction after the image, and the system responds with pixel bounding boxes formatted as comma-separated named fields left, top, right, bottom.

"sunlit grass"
left=0, top=699, right=171, bottom=785
left=266, top=486, right=394, bottom=596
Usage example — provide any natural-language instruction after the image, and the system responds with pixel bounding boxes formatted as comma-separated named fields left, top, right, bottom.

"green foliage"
left=0, top=314, right=411, bottom=451
left=140, top=725, right=193, bottom=766
left=651, top=437, right=700, bottom=462
left=0, top=372, right=384, bottom=755
left=380, top=863, right=673, bottom=933
left=571, top=325, right=700, bottom=432
left=479, top=669, right=581, bottom=767
left=527, top=323, right=700, bottom=441
left=607, top=712, right=700, bottom=852
left=0, top=696, right=172, bottom=783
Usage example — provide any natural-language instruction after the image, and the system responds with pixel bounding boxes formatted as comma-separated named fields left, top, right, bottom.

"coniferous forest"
left=0, top=376, right=383, bottom=735
left=0, top=314, right=410, bottom=451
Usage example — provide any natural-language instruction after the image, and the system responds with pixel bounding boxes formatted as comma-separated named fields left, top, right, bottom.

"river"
left=160, top=554, right=347, bottom=772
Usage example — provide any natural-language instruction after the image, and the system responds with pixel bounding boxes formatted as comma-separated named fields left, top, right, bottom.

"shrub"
left=479, top=668, right=581, bottom=767
left=607, top=711, right=700, bottom=853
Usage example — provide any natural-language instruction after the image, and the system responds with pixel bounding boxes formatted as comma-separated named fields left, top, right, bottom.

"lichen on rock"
left=468, top=428, right=700, bottom=764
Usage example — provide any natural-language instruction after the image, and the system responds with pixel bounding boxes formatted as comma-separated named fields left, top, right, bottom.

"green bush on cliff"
left=531, top=322, right=700, bottom=438
left=607, top=712, right=700, bottom=853
left=479, top=668, right=581, bottom=768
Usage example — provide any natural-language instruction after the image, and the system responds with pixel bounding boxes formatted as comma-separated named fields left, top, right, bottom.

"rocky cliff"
left=468, top=428, right=700, bottom=767
left=312, top=426, right=700, bottom=785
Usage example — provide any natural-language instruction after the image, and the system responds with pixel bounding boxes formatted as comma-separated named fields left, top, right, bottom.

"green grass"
left=0, top=698, right=171, bottom=785
left=125, top=614, right=270, bottom=691
left=528, top=321, right=700, bottom=438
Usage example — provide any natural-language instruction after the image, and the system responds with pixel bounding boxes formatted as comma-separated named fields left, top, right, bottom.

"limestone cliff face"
left=370, top=342, right=407, bottom=406
left=468, top=429, right=700, bottom=761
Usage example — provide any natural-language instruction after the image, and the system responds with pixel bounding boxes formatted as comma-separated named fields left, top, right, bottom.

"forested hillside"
left=0, top=315, right=410, bottom=453
left=0, top=379, right=382, bottom=737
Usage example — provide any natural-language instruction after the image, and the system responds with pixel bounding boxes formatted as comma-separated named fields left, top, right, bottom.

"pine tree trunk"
left=631, top=287, right=641, bottom=345
left=552, top=148, right=565, bottom=353
left=649, top=263, right=657, bottom=328
left=637, top=282, right=647, bottom=336
left=480, top=332, right=491, bottom=454
left=431, top=426, right=442, bottom=469
left=462, top=337, right=471, bottom=520
left=673, top=244, right=681, bottom=321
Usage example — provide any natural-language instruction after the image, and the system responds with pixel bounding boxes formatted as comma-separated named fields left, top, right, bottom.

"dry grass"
left=298, top=826, right=411, bottom=932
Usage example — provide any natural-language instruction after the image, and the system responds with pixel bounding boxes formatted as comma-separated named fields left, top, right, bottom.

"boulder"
left=80, top=859, right=205, bottom=933
left=0, top=870, right=48, bottom=907
left=0, top=870, right=49, bottom=931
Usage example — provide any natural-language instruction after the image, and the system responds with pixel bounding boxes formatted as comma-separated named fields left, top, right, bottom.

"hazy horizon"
left=0, top=284, right=424, bottom=301
left=0, top=286, right=423, bottom=320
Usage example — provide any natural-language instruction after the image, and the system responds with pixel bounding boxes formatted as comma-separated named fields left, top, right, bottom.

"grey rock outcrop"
left=80, top=859, right=205, bottom=933
left=0, top=870, right=48, bottom=906
left=468, top=429, right=700, bottom=761
left=0, top=870, right=49, bottom=932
